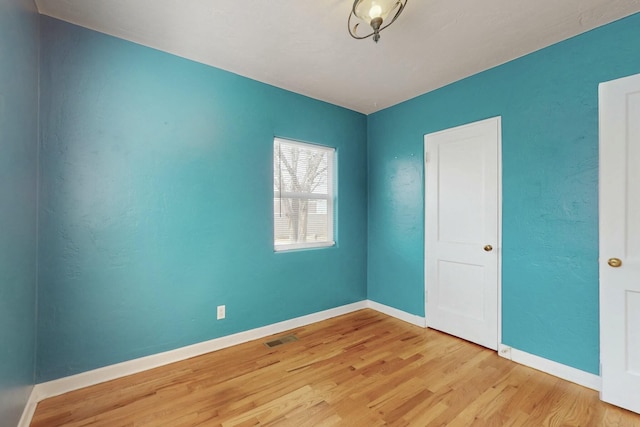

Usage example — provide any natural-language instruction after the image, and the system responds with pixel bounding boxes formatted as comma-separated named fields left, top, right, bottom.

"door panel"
left=438, top=260, right=485, bottom=320
left=438, top=139, right=485, bottom=243
left=599, top=73, right=640, bottom=414
left=425, top=117, right=500, bottom=350
left=627, top=291, right=640, bottom=375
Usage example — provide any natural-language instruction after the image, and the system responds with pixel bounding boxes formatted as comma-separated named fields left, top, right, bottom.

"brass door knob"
left=608, top=258, right=622, bottom=268
left=484, top=245, right=493, bottom=252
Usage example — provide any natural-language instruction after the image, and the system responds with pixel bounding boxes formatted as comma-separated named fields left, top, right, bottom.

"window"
left=274, top=138, right=335, bottom=251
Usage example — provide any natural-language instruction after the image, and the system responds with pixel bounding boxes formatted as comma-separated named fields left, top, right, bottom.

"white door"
left=424, top=117, right=500, bottom=350
left=599, top=73, right=640, bottom=414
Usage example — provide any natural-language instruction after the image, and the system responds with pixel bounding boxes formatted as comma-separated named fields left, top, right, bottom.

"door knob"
left=484, top=245, right=493, bottom=252
left=608, top=258, right=622, bottom=268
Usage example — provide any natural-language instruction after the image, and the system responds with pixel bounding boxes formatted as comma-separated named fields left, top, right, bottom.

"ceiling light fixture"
left=348, top=0, right=408, bottom=43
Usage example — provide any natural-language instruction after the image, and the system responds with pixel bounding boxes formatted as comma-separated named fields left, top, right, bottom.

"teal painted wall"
left=0, top=0, right=39, bottom=424
left=16, top=6, right=640, bottom=388
left=37, top=17, right=368, bottom=382
left=367, top=12, right=640, bottom=374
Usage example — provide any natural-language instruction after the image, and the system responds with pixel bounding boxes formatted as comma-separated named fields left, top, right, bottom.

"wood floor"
left=32, top=309, right=640, bottom=426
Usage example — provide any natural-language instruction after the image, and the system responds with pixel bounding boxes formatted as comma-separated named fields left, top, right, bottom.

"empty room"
left=2, top=0, right=640, bottom=425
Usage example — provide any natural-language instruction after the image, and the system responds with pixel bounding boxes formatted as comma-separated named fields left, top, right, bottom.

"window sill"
left=274, top=241, right=336, bottom=253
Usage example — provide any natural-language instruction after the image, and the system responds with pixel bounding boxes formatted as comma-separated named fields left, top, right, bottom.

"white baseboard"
left=498, top=344, right=601, bottom=391
left=366, top=300, right=427, bottom=328
left=17, top=386, right=39, bottom=427
left=34, top=301, right=368, bottom=402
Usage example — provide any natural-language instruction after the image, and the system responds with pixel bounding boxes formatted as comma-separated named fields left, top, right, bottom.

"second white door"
left=425, top=117, right=500, bottom=350
left=599, top=73, right=640, bottom=414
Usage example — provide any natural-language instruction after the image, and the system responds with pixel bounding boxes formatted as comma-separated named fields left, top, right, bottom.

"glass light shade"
left=353, top=0, right=398, bottom=25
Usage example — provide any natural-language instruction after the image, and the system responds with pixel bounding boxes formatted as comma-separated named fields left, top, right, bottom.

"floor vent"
left=264, top=334, right=298, bottom=348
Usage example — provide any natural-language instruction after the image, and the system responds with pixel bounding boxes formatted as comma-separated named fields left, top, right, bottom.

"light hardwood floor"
left=32, top=309, right=640, bottom=426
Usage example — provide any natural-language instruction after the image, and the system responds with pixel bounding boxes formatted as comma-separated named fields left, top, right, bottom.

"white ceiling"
left=35, top=0, right=640, bottom=114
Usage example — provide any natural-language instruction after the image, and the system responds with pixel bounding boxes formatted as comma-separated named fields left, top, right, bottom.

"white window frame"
left=274, top=137, right=335, bottom=252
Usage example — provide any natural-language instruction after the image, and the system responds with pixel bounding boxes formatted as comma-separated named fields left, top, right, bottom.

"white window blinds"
left=274, top=138, right=335, bottom=251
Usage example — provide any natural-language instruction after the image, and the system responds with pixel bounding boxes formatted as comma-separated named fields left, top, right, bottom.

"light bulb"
left=369, top=4, right=383, bottom=19
left=354, top=0, right=398, bottom=24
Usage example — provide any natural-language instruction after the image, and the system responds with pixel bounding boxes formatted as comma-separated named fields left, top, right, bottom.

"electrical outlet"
left=217, top=305, right=226, bottom=320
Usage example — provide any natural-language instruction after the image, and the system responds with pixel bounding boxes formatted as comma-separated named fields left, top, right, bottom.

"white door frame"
left=423, top=116, right=503, bottom=351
